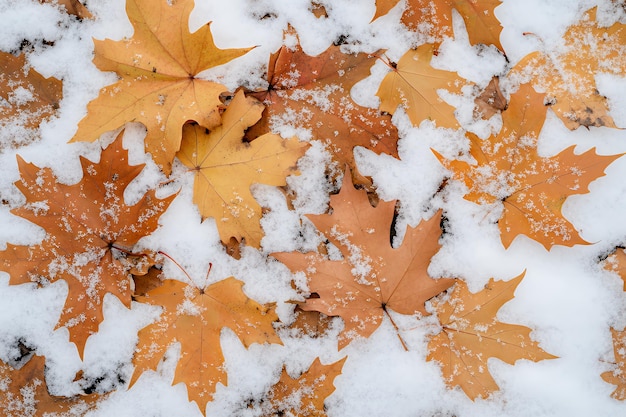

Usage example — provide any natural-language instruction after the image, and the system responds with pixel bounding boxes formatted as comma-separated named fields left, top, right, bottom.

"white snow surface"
left=0, top=0, right=625, bottom=416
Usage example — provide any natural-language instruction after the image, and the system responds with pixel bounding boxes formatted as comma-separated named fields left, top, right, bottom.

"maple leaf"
left=372, top=0, right=400, bottom=21
left=0, top=51, right=63, bottom=148
left=42, top=0, right=92, bottom=19
left=376, top=43, right=468, bottom=129
left=603, top=247, right=626, bottom=291
left=510, top=7, right=626, bottom=129
left=401, top=0, right=504, bottom=51
left=0, top=132, right=175, bottom=357
left=246, top=30, right=398, bottom=186
left=261, top=357, right=346, bottom=417
left=601, top=327, right=626, bottom=400
left=427, top=273, right=556, bottom=400
left=176, top=90, right=308, bottom=248
left=0, top=356, right=100, bottom=416
left=434, top=83, right=622, bottom=249
left=273, top=168, right=455, bottom=349
left=474, top=76, right=507, bottom=119
left=131, top=277, right=282, bottom=414
left=71, top=0, right=252, bottom=174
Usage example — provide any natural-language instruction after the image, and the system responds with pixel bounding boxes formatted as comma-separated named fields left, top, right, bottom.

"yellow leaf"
left=177, top=90, right=308, bottom=248
left=376, top=44, right=468, bottom=128
left=71, top=0, right=252, bottom=173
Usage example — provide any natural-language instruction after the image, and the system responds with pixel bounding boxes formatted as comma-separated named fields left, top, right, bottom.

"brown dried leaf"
left=474, top=76, right=507, bottom=119
left=376, top=44, right=468, bottom=128
left=401, top=0, right=504, bottom=51
left=427, top=273, right=557, bottom=400
left=262, top=357, right=346, bottom=417
left=603, top=247, right=626, bottom=291
left=247, top=30, right=398, bottom=186
left=0, top=132, right=175, bottom=357
left=0, top=356, right=100, bottom=416
left=0, top=51, right=63, bottom=148
left=273, top=168, right=454, bottom=349
left=601, top=328, right=626, bottom=400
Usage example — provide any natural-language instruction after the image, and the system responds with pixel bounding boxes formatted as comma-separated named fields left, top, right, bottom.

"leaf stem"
left=382, top=305, right=409, bottom=351
left=158, top=250, right=193, bottom=282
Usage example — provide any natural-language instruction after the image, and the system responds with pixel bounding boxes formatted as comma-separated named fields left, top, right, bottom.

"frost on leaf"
left=434, top=83, right=622, bottom=249
left=427, top=273, right=556, bottom=400
left=511, top=7, right=626, bottom=129
left=401, top=0, right=504, bottom=52
left=71, top=0, right=252, bottom=173
left=0, top=355, right=100, bottom=416
left=376, top=44, right=469, bottom=129
left=176, top=90, right=308, bottom=249
left=131, top=277, right=282, bottom=415
left=601, top=327, right=626, bottom=400
left=246, top=29, right=398, bottom=187
left=0, top=51, right=63, bottom=149
left=273, top=168, right=454, bottom=349
left=260, top=357, right=346, bottom=417
left=0, top=132, right=175, bottom=357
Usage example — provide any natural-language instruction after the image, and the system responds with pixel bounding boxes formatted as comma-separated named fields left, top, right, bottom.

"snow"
left=1, top=0, right=626, bottom=416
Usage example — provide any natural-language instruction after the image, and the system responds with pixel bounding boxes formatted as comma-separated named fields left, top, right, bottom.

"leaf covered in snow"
left=0, top=132, right=175, bottom=357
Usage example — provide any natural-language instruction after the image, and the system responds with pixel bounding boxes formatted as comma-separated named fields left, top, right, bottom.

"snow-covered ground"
left=1, top=0, right=626, bottom=416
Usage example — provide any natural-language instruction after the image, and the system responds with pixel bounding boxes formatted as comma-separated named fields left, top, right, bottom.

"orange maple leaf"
left=401, top=0, right=504, bottom=51
left=262, top=357, right=346, bottom=417
left=376, top=43, right=468, bottom=129
left=511, top=7, right=626, bottom=129
left=131, top=277, right=282, bottom=414
left=247, top=30, right=398, bottom=186
left=71, top=0, right=252, bottom=173
left=0, top=356, right=100, bottom=416
left=273, top=169, right=454, bottom=349
left=0, top=132, right=175, bottom=357
left=604, top=247, right=626, bottom=291
left=427, top=273, right=556, bottom=400
left=434, top=83, right=622, bottom=249
left=176, top=90, right=308, bottom=248
left=0, top=50, right=63, bottom=148
left=601, top=327, right=626, bottom=400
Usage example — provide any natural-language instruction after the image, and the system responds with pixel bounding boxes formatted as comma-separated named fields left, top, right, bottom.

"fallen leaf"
left=376, top=43, right=468, bottom=129
left=372, top=0, right=400, bottom=21
left=601, top=327, right=626, bottom=400
left=427, top=273, right=556, bottom=400
left=434, top=83, right=622, bottom=249
left=603, top=247, right=626, bottom=291
left=0, top=132, right=175, bottom=357
left=474, top=76, right=507, bottom=119
left=288, top=305, right=333, bottom=338
left=273, top=168, right=454, bottom=349
left=131, top=277, right=282, bottom=414
left=43, top=0, right=92, bottom=19
left=247, top=30, right=398, bottom=186
left=401, top=0, right=504, bottom=51
left=176, top=90, right=308, bottom=248
left=71, top=0, right=252, bottom=173
left=0, top=51, right=63, bottom=148
left=510, top=7, right=626, bottom=129
left=0, top=355, right=100, bottom=416
left=262, top=357, right=346, bottom=417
